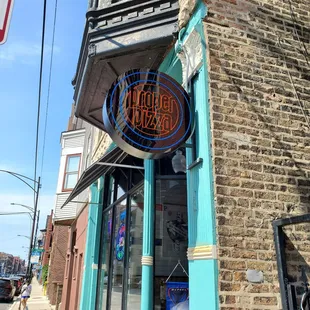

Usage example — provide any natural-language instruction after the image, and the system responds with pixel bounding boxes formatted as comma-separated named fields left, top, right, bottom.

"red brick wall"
left=47, top=225, right=69, bottom=305
left=42, top=211, right=53, bottom=267
left=203, top=0, right=310, bottom=308
left=61, top=205, right=88, bottom=310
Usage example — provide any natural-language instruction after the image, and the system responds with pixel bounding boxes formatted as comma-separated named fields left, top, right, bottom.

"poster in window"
left=166, top=282, right=189, bottom=310
left=162, top=204, right=188, bottom=258
left=116, top=210, right=126, bottom=261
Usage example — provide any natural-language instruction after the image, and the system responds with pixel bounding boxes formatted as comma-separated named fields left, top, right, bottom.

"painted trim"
left=187, top=245, right=217, bottom=260
left=160, top=2, right=219, bottom=309
left=141, top=256, right=153, bottom=266
left=79, top=182, right=102, bottom=310
left=141, top=160, right=155, bottom=310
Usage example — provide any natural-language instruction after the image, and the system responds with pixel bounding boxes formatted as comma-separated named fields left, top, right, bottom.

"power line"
left=34, top=0, right=47, bottom=203
left=286, top=0, right=310, bottom=67
left=40, top=0, right=58, bottom=178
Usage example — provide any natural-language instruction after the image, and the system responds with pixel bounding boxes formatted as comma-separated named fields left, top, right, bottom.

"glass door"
left=96, top=178, right=144, bottom=310
left=126, top=189, right=144, bottom=309
left=154, top=178, right=188, bottom=310
left=110, top=199, right=127, bottom=309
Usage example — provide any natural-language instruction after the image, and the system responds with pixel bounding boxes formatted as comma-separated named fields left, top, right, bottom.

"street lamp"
left=11, top=203, right=34, bottom=212
left=0, top=211, right=34, bottom=220
left=10, top=203, right=40, bottom=249
left=17, top=235, right=31, bottom=240
left=0, top=170, right=41, bottom=279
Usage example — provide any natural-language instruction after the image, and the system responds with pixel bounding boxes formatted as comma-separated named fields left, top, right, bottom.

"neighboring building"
left=36, top=210, right=53, bottom=284
left=0, top=252, right=14, bottom=274
left=48, top=107, right=94, bottom=309
left=42, top=210, right=53, bottom=267
left=47, top=112, right=86, bottom=307
left=12, top=256, right=21, bottom=274
left=59, top=1, right=310, bottom=310
left=59, top=122, right=95, bottom=310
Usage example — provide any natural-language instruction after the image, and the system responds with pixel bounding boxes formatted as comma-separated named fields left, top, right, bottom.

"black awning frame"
left=61, top=147, right=144, bottom=208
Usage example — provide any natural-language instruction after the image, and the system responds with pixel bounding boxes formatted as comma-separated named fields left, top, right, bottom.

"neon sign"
left=103, top=69, right=192, bottom=159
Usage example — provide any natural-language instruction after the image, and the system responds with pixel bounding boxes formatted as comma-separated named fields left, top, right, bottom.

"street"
left=0, top=297, right=16, bottom=310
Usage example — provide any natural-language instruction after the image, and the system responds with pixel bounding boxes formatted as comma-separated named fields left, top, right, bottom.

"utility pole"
left=34, top=210, right=40, bottom=249
left=27, top=176, right=41, bottom=278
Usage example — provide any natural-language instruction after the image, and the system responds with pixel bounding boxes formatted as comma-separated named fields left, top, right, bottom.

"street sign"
left=33, top=248, right=44, bottom=253
left=0, top=0, right=14, bottom=45
left=30, top=255, right=39, bottom=264
left=31, top=250, right=41, bottom=257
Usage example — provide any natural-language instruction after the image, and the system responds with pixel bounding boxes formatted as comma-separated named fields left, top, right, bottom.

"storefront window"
left=98, top=209, right=113, bottom=309
left=110, top=199, right=127, bottom=309
left=96, top=171, right=144, bottom=310
left=154, top=179, right=188, bottom=310
left=126, top=190, right=144, bottom=309
left=109, top=177, right=115, bottom=205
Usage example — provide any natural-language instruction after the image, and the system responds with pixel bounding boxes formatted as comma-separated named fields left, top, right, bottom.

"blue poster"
left=166, top=282, right=189, bottom=310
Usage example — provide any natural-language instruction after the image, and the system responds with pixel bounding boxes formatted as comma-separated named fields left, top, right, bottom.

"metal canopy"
left=72, top=0, right=179, bottom=131
left=61, top=147, right=125, bottom=208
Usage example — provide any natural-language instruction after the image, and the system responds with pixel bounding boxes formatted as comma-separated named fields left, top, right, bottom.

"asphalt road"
left=0, top=297, right=16, bottom=310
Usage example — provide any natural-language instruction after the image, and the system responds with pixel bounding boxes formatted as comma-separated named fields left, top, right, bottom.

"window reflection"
left=127, top=189, right=144, bottom=309
left=110, top=200, right=127, bottom=309
left=154, top=179, right=188, bottom=310
left=98, top=209, right=112, bottom=309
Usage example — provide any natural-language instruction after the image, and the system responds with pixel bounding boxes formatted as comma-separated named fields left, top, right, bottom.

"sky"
left=0, top=0, right=87, bottom=261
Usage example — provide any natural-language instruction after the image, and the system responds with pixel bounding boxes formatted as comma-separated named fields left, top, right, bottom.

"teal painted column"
left=141, top=160, right=155, bottom=310
left=185, top=48, right=219, bottom=309
left=80, top=181, right=103, bottom=310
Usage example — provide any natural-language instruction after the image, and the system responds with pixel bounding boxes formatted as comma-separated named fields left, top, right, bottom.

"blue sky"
left=0, top=0, right=87, bottom=261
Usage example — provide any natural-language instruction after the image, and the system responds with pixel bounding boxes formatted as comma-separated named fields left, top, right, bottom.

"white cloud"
left=0, top=41, right=60, bottom=65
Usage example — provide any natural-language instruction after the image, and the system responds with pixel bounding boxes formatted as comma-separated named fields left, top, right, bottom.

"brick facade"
left=42, top=211, right=53, bottom=267
left=200, top=0, right=310, bottom=308
left=60, top=205, right=88, bottom=310
left=47, top=225, right=69, bottom=306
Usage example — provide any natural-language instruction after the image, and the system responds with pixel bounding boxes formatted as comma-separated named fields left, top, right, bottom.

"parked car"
left=0, top=278, right=16, bottom=302
left=10, top=277, right=22, bottom=296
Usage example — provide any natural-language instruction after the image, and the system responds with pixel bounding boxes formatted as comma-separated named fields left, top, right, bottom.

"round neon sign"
left=103, top=69, right=193, bottom=159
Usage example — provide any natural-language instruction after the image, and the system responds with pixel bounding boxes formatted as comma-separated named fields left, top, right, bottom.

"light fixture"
left=171, top=150, right=186, bottom=173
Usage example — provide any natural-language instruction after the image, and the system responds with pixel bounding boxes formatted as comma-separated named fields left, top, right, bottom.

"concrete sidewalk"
left=10, top=277, right=52, bottom=310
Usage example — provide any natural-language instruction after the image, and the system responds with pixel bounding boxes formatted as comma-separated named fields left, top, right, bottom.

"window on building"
left=63, top=154, right=81, bottom=191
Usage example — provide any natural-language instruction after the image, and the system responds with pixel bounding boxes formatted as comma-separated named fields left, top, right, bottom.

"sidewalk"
left=10, top=277, right=52, bottom=310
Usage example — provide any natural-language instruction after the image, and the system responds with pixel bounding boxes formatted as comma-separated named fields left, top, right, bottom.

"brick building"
left=41, top=210, right=53, bottom=267
left=60, top=205, right=89, bottom=310
left=204, top=0, right=310, bottom=308
left=47, top=225, right=69, bottom=306
left=47, top=106, right=93, bottom=309
left=55, top=0, right=310, bottom=309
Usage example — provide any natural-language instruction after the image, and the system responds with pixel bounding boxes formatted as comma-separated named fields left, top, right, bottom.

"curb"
left=8, top=297, right=20, bottom=310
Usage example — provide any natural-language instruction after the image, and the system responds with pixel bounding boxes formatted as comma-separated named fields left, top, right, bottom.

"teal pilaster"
left=80, top=181, right=103, bottom=310
left=141, top=160, right=155, bottom=310
left=185, top=8, right=219, bottom=309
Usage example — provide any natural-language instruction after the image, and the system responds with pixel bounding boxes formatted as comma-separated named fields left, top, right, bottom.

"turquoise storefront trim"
left=140, top=160, right=155, bottom=310
left=80, top=180, right=104, bottom=310
left=160, top=2, right=219, bottom=309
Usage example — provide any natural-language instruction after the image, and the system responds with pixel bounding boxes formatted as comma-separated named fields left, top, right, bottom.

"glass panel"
left=116, top=170, right=128, bottom=200
left=67, top=155, right=80, bottom=172
left=98, top=209, right=113, bottom=310
left=65, top=173, right=78, bottom=189
left=109, top=177, right=115, bottom=205
left=117, top=184, right=126, bottom=200
left=154, top=179, right=188, bottom=310
left=127, top=188, right=144, bottom=309
left=110, top=199, right=127, bottom=309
